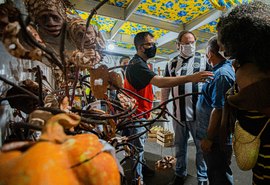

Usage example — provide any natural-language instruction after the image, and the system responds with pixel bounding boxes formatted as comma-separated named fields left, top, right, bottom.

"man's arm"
left=160, top=63, right=171, bottom=104
left=150, top=71, right=213, bottom=88
left=208, top=108, right=222, bottom=140
left=201, top=108, right=222, bottom=153
left=200, top=75, right=234, bottom=153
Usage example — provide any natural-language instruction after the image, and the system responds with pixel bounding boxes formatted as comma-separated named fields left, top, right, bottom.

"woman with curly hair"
left=217, top=1, right=270, bottom=184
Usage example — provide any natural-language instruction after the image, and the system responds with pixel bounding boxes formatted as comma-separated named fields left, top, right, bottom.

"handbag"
left=233, top=119, right=269, bottom=171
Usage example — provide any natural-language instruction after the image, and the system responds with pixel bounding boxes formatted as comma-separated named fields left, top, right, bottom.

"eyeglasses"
left=141, top=42, right=157, bottom=47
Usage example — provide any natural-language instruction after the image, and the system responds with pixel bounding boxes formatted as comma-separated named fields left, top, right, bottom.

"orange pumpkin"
left=0, top=113, right=121, bottom=185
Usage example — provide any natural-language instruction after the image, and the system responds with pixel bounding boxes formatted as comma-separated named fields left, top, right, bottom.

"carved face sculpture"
left=69, top=19, right=97, bottom=50
left=84, top=26, right=97, bottom=49
left=76, top=25, right=96, bottom=49
left=24, top=0, right=67, bottom=37
left=36, top=10, right=64, bottom=37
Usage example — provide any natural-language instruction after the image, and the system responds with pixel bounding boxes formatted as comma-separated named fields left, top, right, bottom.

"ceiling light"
left=107, top=43, right=115, bottom=50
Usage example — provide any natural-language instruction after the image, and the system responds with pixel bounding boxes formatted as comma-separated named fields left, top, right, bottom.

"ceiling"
left=69, top=0, right=252, bottom=60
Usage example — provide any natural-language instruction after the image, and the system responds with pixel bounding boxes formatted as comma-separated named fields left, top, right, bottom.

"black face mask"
left=144, top=45, right=157, bottom=58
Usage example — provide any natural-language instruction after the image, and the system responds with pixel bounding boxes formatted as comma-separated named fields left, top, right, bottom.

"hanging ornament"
left=209, top=0, right=253, bottom=11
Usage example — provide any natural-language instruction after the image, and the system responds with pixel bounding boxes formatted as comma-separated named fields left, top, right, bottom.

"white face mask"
left=218, top=50, right=230, bottom=60
left=180, top=43, right=196, bottom=58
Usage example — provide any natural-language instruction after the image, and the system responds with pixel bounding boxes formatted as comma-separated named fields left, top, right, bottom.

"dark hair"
left=217, top=1, right=270, bottom=71
left=207, top=36, right=222, bottom=57
left=119, top=56, right=130, bottom=65
left=134, top=31, right=154, bottom=51
left=177, top=30, right=196, bottom=42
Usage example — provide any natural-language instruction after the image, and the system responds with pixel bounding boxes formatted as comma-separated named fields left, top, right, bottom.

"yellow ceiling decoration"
left=209, top=0, right=253, bottom=11
left=136, top=0, right=213, bottom=24
left=74, top=9, right=169, bottom=38
left=118, top=22, right=169, bottom=38
left=76, top=9, right=169, bottom=38
left=116, top=41, right=175, bottom=55
left=197, top=37, right=209, bottom=44
left=157, top=48, right=175, bottom=55
left=108, top=0, right=132, bottom=8
left=197, top=20, right=218, bottom=33
left=115, top=42, right=135, bottom=50
left=75, top=10, right=117, bottom=32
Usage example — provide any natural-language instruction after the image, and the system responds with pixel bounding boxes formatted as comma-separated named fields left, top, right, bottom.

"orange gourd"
left=0, top=113, right=121, bottom=185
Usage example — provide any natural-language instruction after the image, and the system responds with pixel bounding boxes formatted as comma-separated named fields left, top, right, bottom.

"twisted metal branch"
left=0, top=75, right=39, bottom=102
left=81, top=0, right=109, bottom=51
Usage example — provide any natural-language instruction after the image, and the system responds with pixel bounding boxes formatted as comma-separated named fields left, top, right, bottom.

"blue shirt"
left=196, top=60, right=235, bottom=141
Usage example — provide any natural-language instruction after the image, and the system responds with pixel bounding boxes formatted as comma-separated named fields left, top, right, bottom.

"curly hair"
left=217, top=1, right=270, bottom=72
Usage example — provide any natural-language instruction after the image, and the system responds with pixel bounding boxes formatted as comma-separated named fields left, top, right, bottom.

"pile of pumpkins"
left=0, top=113, right=120, bottom=185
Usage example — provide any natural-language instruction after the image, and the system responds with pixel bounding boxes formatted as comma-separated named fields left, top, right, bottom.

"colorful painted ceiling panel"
left=156, top=48, right=175, bottom=55
left=196, top=37, right=209, bottom=44
left=210, top=0, right=253, bottom=11
left=115, top=42, right=135, bottom=50
left=115, top=41, right=175, bottom=55
left=75, top=10, right=117, bottom=32
left=118, top=22, right=169, bottom=38
left=136, top=0, right=213, bottom=24
left=107, top=0, right=132, bottom=8
left=197, top=19, right=218, bottom=33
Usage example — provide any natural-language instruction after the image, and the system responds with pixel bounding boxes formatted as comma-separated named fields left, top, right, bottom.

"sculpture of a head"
left=25, top=0, right=67, bottom=37
left=68, top=18, right=96, bottom=50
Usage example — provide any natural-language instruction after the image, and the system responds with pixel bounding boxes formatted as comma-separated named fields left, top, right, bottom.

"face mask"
left=144, top=45, right=157, bottom=58
left=218, top=50, right=230, bottom=60
left=180, top=43, right=195, bottom=58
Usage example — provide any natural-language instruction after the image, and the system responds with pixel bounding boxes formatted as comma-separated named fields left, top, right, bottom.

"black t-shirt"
left=125, top=54, right=156, bottom=91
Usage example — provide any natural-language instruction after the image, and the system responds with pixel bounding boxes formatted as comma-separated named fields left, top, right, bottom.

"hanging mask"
left=206, top=53, right=213, bottom=66
left=144, top=45, right=157, bottom=58
left=180, top=43, right=195, bottom=58
left=218, top=50, right=231, bottom=60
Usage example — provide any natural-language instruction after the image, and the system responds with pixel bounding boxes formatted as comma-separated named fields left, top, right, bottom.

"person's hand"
left=200, top=138, right=213, bottom=153
left=190, top=71, right=213, bottom=83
